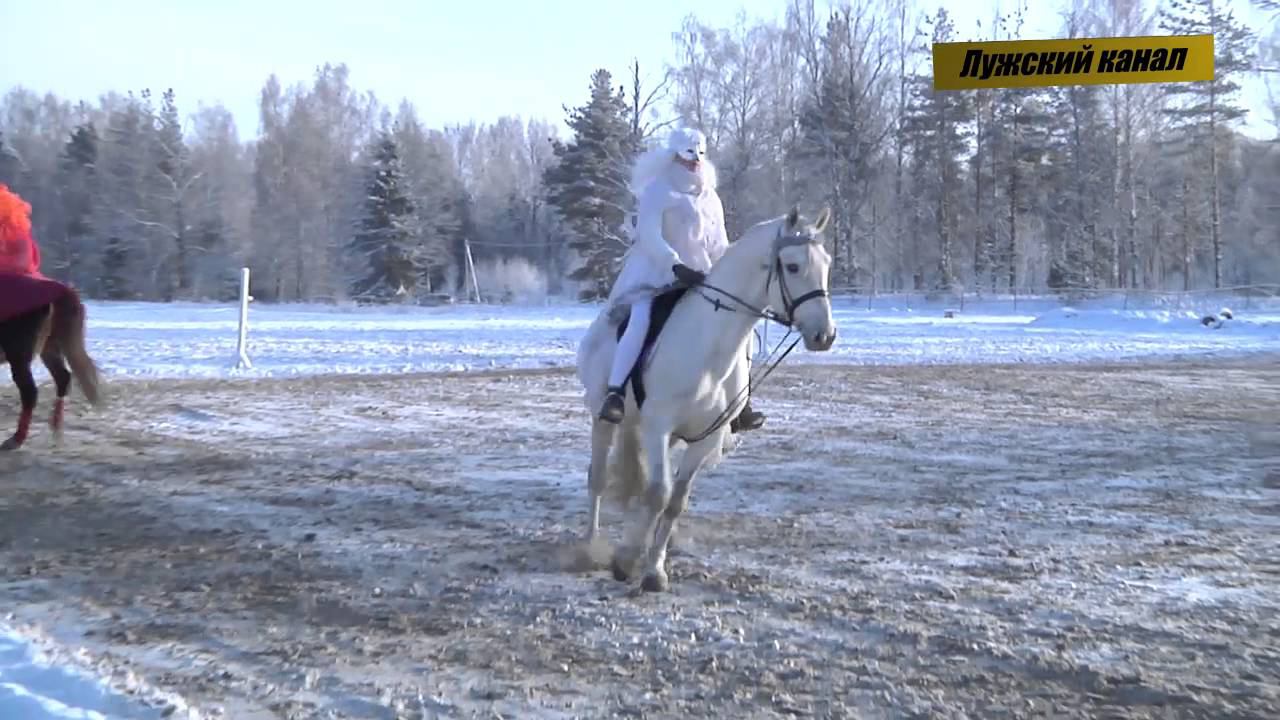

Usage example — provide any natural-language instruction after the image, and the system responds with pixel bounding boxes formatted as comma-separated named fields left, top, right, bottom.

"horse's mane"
left=719, top=210, right=831, bottom=266
left=629, top=143, right=718, bottom=198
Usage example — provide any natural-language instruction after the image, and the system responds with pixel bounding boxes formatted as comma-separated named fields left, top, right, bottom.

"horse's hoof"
left=611, top=557, right=630, bottom=583
left=641, top=572, right=669, bottom=593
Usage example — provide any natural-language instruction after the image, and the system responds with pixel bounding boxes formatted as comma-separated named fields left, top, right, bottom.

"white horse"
left=574, top=206, right=838, bottom=592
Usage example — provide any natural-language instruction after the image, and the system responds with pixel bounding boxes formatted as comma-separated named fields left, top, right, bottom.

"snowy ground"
left=2, top=296, right=1279, bottom=718
left=73, top=294, right=1280, bottom=379
left=1, top=624, right=168, bottom=719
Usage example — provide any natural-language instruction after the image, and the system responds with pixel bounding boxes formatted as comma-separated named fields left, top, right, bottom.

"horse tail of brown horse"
left=52, top=287, right=102, bottom=407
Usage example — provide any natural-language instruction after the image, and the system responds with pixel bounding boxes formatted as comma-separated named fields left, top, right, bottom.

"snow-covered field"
left=2, top=294, right=1279, bottom=719
left=75, top=294, right=1280, bottom=379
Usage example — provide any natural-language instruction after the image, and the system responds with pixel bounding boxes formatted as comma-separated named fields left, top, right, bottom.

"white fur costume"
left=606, top=128, right=728, bottom=389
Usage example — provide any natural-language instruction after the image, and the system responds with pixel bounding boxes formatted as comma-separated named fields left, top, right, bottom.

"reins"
left=669, top=226, right=831, bottom=444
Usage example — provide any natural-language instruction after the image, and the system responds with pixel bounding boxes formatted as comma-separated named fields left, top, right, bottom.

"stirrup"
left=730, top=403, right=766, bottom=433
left=599, top=388, right=626, bottom=424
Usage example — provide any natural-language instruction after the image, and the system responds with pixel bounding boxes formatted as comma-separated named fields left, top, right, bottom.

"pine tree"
left=101, top=235, right=131, bottom=300
left=542, top=68, right=638, bottom=301
left=902, top=8, right=974, bottom=292
left=1159, top=0, right=1257, bottom=288
left=795, top=7, right=894, bottom=287
left=96, top=91, right=153, bottom=299
left=350, top=132, right=418, bottom=301
left=153, top=88, right=195, bottom=298
left=55, top=122, right=99, bottom=286
left=0, top=131, right=21, bottom=185
left=1044, top=3, right=1115, bottom=294
left=392, top=105, right=462, bottom=293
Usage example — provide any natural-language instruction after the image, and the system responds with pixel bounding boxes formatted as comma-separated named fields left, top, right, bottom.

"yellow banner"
left=932, top=34, right=1214, bottom=90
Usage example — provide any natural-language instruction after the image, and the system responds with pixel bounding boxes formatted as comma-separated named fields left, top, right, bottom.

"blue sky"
left=0, top=0, right=1273, bottom=141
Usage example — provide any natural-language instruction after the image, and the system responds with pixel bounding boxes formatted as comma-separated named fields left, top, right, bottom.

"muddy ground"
left=2, top=357, right=1279, bottom=719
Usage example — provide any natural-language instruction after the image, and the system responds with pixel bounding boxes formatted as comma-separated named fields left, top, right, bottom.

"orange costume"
left=0, top=183, right=41, bottom=277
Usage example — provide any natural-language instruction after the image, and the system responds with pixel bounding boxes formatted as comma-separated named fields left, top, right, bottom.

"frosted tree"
left=794, top=1, right=894, bottom=287
left=1045, top=1, right=1116, bottom=292
left=626, top=59, right=674, bottom=144
left=1257, top=3, right=1280, bottom=136
left=350, top=132, right=418, bottom=301
left=0, top=89, right=80, bottom=282
left=984, top=6, right=1055, bottom=291
left=53, top=121, right=99, bottom=287
left=188, top=103, right=252, bottom=300
left=96, top=91, right=155, bottom=299
left=670, top=16, right=724, bottom=146
left=148, top=88, right=200, bottom=299
left=891, top=0, right=925, bottom=293
left=0, top=130, right=19, bottom=182
left=542, top=69, right=637, bottom=301
left=1099, top=0, right=1161, bottom=289
left=249, top=75, right=290, bottom=300
left=1159, top=0, right=1257, bottom=288
left=902, top=8, right=974, bottom=292
left=392, top=102, right=462, bottom=293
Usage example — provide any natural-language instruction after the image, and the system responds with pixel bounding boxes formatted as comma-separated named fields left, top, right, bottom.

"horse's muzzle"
left=805, top=326, right=837, bottom=352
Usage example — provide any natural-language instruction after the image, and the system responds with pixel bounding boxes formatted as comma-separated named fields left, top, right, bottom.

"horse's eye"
left=786, top=263, right=800, bottom=273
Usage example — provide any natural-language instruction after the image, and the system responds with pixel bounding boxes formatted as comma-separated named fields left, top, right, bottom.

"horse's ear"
left=786, top=205, right=800, bottom=228
left=813, top=206, right=832, bottom=234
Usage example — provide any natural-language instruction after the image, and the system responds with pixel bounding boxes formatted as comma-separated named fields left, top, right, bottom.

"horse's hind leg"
left=1, top=316, right=45, bottom=451
left=41, top=344, right=72, bottom=440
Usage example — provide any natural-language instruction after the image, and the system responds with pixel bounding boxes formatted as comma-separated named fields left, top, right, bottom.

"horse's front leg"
left=612, top=421, right=673, bottom=584
left=2, top=355, right=38, bottom=451
left=584, top=418, right=616, bottom=543
left=639, top=432, right=722, bottom=592
left=564, top=417, right=618, bottom=572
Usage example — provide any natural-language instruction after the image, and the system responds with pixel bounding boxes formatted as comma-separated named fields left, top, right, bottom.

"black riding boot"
left=599, top=386, right=626, bottom=424
left=730, top=398, right=766, bottom=433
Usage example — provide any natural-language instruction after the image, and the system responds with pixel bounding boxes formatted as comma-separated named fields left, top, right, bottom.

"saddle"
left=613, top=284, right=691, bottom=409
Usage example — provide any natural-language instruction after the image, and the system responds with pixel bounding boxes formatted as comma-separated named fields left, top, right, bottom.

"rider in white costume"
left=598, top=127, right=765, bottom=432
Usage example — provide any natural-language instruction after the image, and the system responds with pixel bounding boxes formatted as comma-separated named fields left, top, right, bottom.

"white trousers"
left=608, top=297, right=653, bottom=388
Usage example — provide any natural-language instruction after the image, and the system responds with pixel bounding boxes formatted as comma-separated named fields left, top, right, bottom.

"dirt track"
left=2, top=358, right=1280, bottom=719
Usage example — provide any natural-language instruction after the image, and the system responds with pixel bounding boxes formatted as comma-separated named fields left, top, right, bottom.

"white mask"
left=666, top=127, right=707, bottom=165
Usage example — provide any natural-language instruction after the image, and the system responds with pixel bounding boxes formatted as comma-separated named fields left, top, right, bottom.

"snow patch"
left=57, top=297, right=1280, bottom=382
left=0, top=624, right=170, bottom=719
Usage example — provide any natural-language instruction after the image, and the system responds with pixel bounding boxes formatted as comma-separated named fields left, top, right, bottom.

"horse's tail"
left=52, top=287, right=102, bottom=407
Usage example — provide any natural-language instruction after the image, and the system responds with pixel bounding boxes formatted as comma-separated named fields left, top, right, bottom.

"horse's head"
left=769, top=206, right=836, bottom=352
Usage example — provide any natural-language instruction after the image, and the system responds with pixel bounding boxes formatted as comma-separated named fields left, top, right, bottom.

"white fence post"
left=236, top=267, right=253, bottom=370
left=464, top=239, right=483, bottom=303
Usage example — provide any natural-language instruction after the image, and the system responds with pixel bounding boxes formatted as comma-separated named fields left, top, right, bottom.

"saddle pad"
left=0, top=272, right=67, bottom=324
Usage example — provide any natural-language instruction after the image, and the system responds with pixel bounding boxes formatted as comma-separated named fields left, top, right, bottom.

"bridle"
left=691, top=224, right=830, bottom=329
left=667, top=222, right=832, bottom=443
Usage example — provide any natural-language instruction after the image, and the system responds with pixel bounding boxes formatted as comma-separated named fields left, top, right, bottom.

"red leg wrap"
left=12, top=408, right=33, bottom=447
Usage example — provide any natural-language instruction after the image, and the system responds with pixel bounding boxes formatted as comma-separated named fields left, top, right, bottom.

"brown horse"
left=0, top=287, right=102, bottom=450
